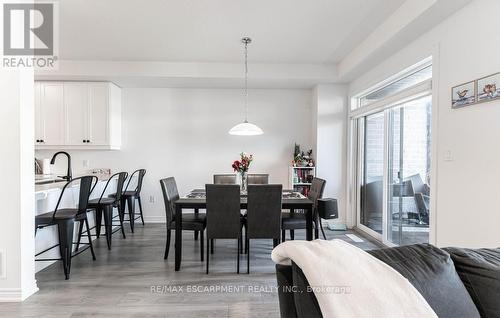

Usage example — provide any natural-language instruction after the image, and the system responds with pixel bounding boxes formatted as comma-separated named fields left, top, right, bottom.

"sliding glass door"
left=387, top=95, right=431, bottom=245
left=356, top=95, right=431, bottom=245
left=359, top=112, right=384, bottom=235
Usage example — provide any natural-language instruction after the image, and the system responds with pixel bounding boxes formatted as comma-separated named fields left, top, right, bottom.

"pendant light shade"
left=228, top=37, right=264, bottom=136
left=229, top=121, right=264, bottom=136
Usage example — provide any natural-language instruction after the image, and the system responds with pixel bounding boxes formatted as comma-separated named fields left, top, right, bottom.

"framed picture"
left=451, top=81, right=476, bottom=108
left=477, top=72, right=500, bottom=103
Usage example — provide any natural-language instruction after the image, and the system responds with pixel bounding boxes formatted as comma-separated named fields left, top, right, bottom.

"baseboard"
left=143, top=216, right=166, bottom=223
left=0, top=282, right=38, bottom=302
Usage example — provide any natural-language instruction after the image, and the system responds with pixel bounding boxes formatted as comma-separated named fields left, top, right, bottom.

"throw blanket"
left=272, top=239, right=437, bottom=318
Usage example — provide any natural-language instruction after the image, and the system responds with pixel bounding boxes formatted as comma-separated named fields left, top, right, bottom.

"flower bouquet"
left=232, top=152, right=253, bottom=192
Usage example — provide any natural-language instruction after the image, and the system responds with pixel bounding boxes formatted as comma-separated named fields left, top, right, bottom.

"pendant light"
left=228, top=37, right=264, bottom=136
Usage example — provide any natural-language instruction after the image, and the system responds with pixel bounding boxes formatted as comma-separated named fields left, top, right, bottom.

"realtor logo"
left=2, top=2, right=58, bottom=68
left=3, top=3, right=53, bottom=55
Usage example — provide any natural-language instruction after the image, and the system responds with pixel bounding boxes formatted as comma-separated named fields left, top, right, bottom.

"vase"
left=239, top=171, right=248, bottom=193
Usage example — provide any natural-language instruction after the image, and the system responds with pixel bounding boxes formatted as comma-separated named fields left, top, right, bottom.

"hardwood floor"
left=2, top=224, right=382, bottom=317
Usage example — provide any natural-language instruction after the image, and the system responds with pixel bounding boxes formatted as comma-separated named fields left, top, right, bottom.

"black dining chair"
left=248, top=174, right=269, bottom=185
left=205, top=184, right=242, bottom=274
left=118, top=169, right=146, bottom=233
left=246, top=184, right=282, bottom=273
left=35, top=176, right=97, bottom=280
left=87, top=172, right=128, bottom=250
left=281, top=177, right=326, bottom=241
left=160, top=177, right=206, bottom=261
left=213, top=174, right=237, bottom=184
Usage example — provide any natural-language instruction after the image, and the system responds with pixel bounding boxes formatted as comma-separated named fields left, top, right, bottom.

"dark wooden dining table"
left=173, top=189, right=314, bottom=271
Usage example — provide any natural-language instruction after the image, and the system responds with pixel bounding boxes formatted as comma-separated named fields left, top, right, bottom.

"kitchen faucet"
left=50, top=151, right=72, bottom=181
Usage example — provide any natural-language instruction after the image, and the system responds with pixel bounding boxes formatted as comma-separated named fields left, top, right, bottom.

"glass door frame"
left=354, top=110, right=389, bottom=243
left=351, top=85, right=432, bottom=246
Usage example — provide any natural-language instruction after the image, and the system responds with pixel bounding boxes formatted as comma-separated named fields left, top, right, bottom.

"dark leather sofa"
left=276, top=244, right=500, bottom=318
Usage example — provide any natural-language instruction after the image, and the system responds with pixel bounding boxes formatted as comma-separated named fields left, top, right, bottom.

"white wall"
left=312, top=84, right=348, bottom=225
left=0, top=69, right=37, bottom=301
left=349, top=0, right=500, bottom=248
left=37, top=88, right=312, bottom=222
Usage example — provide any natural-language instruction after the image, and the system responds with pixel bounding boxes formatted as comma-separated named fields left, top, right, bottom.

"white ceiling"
left=59, top=0, right=405, bottom=64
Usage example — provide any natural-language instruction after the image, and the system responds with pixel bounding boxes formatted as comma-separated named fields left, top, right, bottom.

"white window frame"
left=347, top=57, right=435, bottom=245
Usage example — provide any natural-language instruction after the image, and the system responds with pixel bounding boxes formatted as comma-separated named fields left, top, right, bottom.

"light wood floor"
left=2, top=223, right=382, bottom=317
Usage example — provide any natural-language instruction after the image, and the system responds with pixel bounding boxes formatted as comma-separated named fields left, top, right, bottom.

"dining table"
left=173, top=189, right=314, bottom=271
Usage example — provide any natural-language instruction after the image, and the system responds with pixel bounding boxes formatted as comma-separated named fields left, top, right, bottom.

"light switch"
left=444, top=150, right=454, bottom=161
left=83, top=160, right=90, bottom=168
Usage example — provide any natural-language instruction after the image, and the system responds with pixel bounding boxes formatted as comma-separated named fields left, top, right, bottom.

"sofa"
left=275, top=244, right=500, bottom=318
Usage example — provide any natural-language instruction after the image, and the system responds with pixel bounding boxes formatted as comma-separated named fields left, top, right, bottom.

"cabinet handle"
left=87, top=140, right=90, bottom=143
left=36, top=140, right=40, bottom=143
left=83, top=139, right=86, bottom=143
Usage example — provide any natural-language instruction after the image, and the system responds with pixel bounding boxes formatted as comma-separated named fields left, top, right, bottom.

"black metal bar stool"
left=35, top=176, right=98, bottom=280
left=88, top=172, right=128, bottom=250
left=119, top=169, right=146, bottom=233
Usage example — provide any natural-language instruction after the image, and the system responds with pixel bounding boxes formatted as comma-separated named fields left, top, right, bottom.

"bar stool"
left=35, top=176, right=97, bottom=280
left=88, top=172, right=128, bottom=250
left=118, top=169, right=146, bottom=233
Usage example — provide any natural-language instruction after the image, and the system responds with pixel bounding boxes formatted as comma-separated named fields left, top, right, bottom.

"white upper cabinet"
left=35, top=81, right=121, bottom=150
left=88, top=83, right=109, bottom=145
left=35, top=82, right=65, bottom=145
left=64, top=83, right=88, bottom=145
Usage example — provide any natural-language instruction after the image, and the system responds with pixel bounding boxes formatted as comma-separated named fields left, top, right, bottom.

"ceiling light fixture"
left=228, top=37, right=263, bottom=136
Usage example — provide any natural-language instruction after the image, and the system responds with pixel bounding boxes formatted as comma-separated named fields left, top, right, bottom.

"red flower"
left=231, top=153, right=253, bottom=173
left=232, top=160, right=241, bottom=172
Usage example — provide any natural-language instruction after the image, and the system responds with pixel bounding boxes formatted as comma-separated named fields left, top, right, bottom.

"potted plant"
left=293, top=144, right=314, bottom=167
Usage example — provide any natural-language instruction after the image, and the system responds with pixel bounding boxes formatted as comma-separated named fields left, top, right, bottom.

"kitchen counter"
left=35, top=173, right=113, bottom=193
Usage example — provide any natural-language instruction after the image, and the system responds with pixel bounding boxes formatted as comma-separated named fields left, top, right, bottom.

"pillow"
left=444, top=247, right=500, bottom=318
left=368, top=244, right=480, bottom=318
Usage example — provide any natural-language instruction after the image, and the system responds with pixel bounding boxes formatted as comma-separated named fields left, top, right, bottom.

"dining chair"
left=248, top=173, right=269, bottom=185
left=281, top=177, right=326, bottom=241
left=205, top=184, right=242, bottom=274
left=87, top=172, right=128, bottom=250
left=211, top=174, right=238, bottom=250
left=35, top=176, right=98, bottom=280
left=213, top=174, right=237, bottom=184
left=246, top=184, right=282, bottom=273
left=160, top=177, right=206, bottom=261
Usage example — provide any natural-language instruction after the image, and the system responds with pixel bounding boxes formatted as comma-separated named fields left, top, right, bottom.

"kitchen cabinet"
left=35, top=81, right=121, bottom=150
left=35, top=82, right=65, bottom=145
left=64, top=83, right=88, bottom=145
left=88, top=83, right=111, bottom=145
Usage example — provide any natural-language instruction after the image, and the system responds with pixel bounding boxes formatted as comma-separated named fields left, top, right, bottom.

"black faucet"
left=50, top=151, right=72, bottom=181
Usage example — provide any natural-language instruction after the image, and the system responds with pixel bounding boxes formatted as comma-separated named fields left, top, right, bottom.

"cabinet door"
left=88, top=83, right=109, bottom=145
left=64, top=83, right=88, bottom=145
left=34, top=82, right=43, bottom=143
left=40, top=83, right=65, bottom=145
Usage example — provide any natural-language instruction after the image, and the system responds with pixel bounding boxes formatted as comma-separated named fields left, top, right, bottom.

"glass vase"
left=240, top=171, right=248, bottom=193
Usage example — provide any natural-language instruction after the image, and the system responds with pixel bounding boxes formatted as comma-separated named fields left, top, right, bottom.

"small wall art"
left=451, top=81, right=476, bottom=108
left=477, top=72, right=500, bottom=103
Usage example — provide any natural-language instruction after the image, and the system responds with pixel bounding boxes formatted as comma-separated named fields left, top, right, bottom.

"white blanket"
left=271, top=239, right=437, bottom=318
